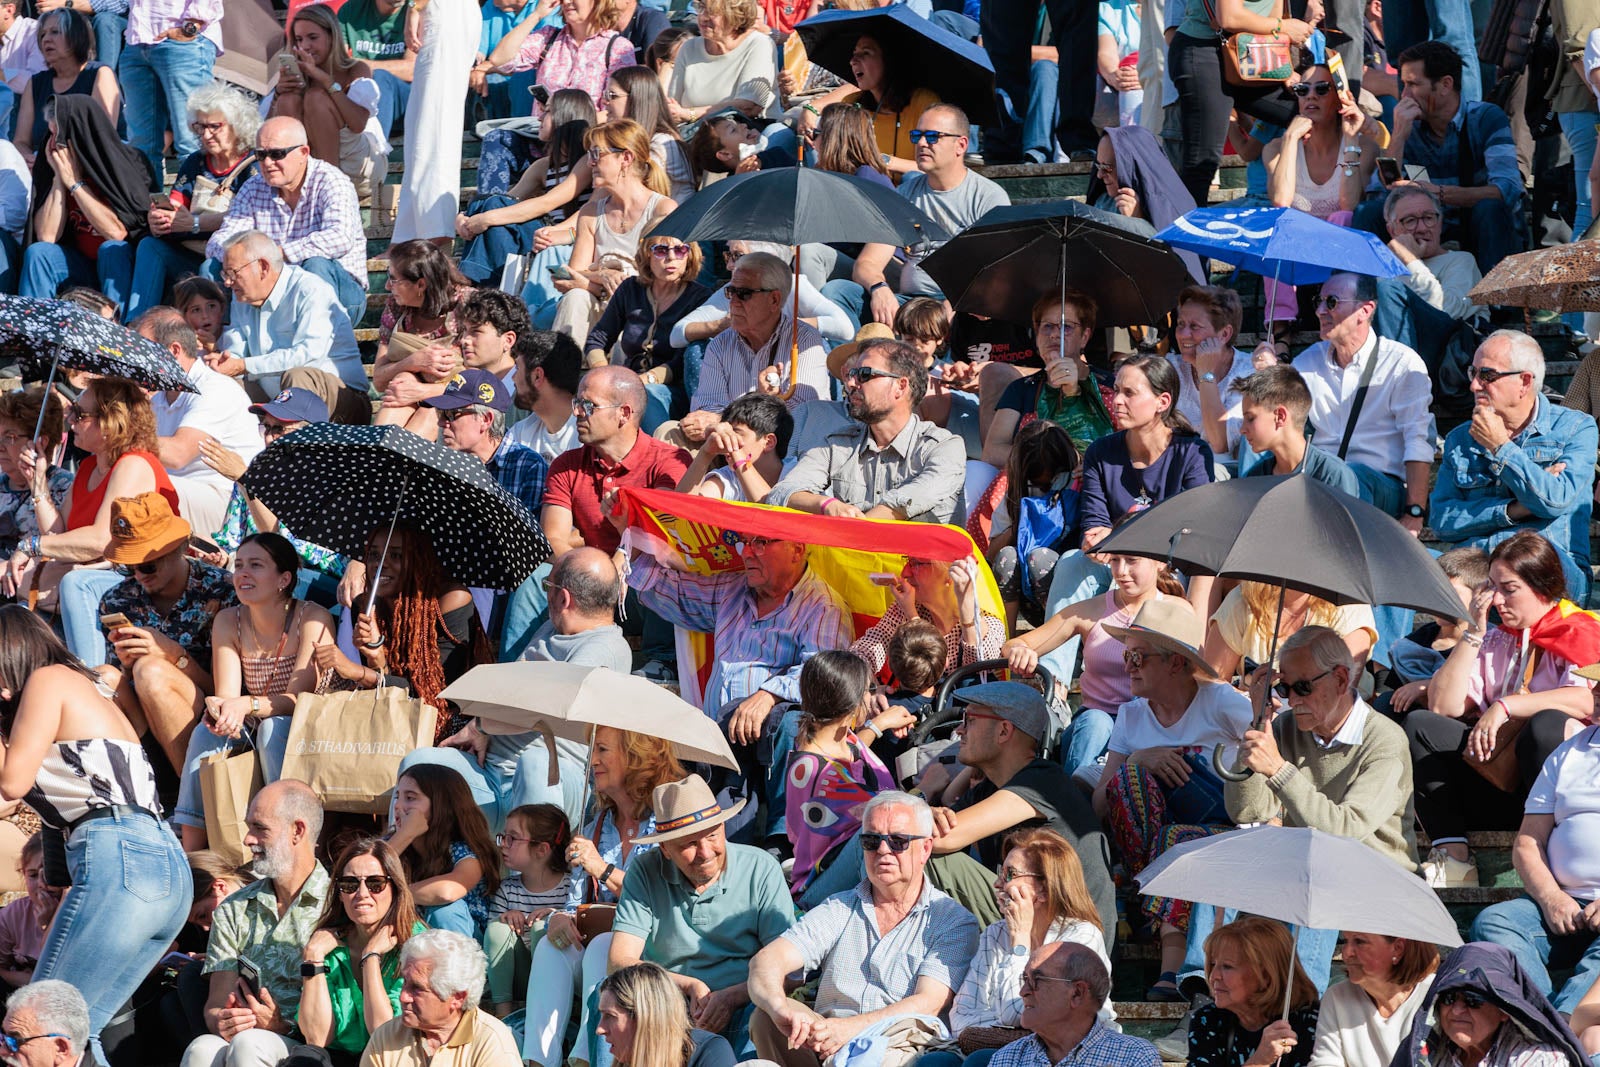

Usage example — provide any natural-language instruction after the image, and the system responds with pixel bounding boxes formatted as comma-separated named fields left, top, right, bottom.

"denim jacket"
left=1430, top=394, right=1598, bottom=595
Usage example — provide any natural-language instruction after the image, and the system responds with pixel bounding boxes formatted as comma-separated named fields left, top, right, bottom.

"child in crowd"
left=1385, top=546, right=1491, bottom=704
left=679, top=392, right=792, bottom=501
left=174, top=276, right=229, bottom=355
left=988, top=421, right=1080, bottom=628
left=686, top=112, right=794, bottom=176
left=485, top=803, right=574, bottom=1017
left=387, top=764, right=501, bottom=938
left=0, top=834, right=56, bottom=992
left=1235, top=364, right=1361, bottom=494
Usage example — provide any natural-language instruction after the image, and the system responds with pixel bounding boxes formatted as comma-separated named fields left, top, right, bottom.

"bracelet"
left=820, top=496, right=838, bottom=511
left=66, top=181, right=83, bottom=196
left=360, top=951, right=384, bottom=967
left=1461, top=630, right=1484, bottom=648
left=600, top=862, right=617, bottom=884
left=1273, top=17, right=1282, bottom=34
left=802, top=103, right=820, bottom=117
left=868, top=281, right=891, bottom=295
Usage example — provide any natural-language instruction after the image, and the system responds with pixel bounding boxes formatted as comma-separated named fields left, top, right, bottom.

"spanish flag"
left=615, top=486, right=1006, bottom=708
left=1515, top=599, right=1600, bottom=668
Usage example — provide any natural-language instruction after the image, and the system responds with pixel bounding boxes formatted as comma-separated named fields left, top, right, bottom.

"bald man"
left=206, top=116, right=368, bottom=323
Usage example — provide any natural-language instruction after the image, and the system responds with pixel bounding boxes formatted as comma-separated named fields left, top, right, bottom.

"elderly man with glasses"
left=985, top=944, right=1161, bottom=1067
left=1374, top=185, right=1485, bottom=378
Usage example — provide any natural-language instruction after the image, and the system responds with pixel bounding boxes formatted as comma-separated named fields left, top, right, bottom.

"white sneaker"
left=1421, top=846, right=1480, bottom=888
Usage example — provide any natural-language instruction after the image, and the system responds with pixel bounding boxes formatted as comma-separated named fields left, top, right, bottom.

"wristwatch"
left=1403, top=504, right=1427, bottom=519
left=175, top=654, right=190, bottom=671
left=301, top=961, right=329, bottom=979
left=1010, top=944, right=1029, bottom=957
left=330, top=81, right=343, bottom=93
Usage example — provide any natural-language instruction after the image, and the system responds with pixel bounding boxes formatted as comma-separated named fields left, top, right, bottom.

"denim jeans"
left=459, top=194, right=546, bottom=285
left=35, top=809, right=190, bottom=1057
left=20, top=240, right=136, bottom=318
left=128, top=236, right=203, bottom=323
left=398, top=741, right=588, bottom=834
left=58, top=567, right=126, bottom=667
left=1025, top=60, right=1060, bottom=163
left=372, top=68, right=413, bottom=140
left=1561, top=110, right=1598, bottom=329
left=1350, top=463, right=1404, bottom=517
left=119, top=38, right=218, bottom=177
left=1179, top=906, right=1338, bottom=996
left=1374, top=276, right=1463, bottom=375
left=819, top=279, right=910, bottom=333
left=1471, top=895, right=1600, bottom=1013
left=1382, top=0, right=1482, bottom=101
left=0, top=229, right=19, bottom=294
left=422, top=898, right=478, bottom=936
left=172, top=717, right=293, bottom=829
left=92, top=10, right=126, bottom=73
left=1060, top=707, right=1115, bottom=778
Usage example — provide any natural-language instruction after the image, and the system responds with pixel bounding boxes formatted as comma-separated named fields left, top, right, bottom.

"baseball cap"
left=248, top=388, right=328, bottom=425
left=953, top=681, right=1049, bottom=742
left=424, top=369, right=512, bottom=413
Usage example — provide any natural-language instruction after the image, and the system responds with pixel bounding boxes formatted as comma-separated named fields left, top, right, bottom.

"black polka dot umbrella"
left=0, top=295, right=197, bottom=393
left=238, top=423, right=550, bottom=593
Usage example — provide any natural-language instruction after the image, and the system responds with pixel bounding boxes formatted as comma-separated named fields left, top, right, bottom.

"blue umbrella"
left=1154, top=204, right=1407, bottom=286
left=794, top=5, right=997, bottom=125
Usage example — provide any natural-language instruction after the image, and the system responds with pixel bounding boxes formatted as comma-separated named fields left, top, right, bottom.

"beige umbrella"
left=436, top=662, right=740, bottom=778
left=1469, top=240, right=1600, bottom=313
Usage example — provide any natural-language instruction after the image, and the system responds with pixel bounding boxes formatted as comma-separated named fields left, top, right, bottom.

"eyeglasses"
left=67, top=403, right=97, bottom=424
left=845, top=366, right=904, bottom=387
left=335, top=874, right=392, bottom=896
left=724, top=284, right=777, bottom=302
left=907, top=129, right=960, bottom=145
left=860, top=831, right=928, bottom=853
left=602, top=89, right=626, bottom=101
left=496, top=833, right=532, bottom=846
left=1468, top=366, right=1530, bottom=386
left=587, top=146, right=625, bottom=165
left=0, top=1033, right=66, bottom=1056
left=1394, top=211, right=1441, bottom=228
left=191, top=120, right=228, bottom=135
left=1035, top=321, right=1082, bottom=336
left=960, top=710, right=1006, bottom=728
left=735, top=535, right=781, bottom=551
left=1273, top=669, right=1333, bottom=699
left=254, top=144, right=304, bottom=162
left=1437, top=991, right=1489, bottom=1009
left=220, top=261, right=256, bottom=286
left=998, top=867, right=1043, bottom=883
left=572, top=397, right=622, bottom=418
left=1020, top=971, right=1081, bottom=991
left=1316, top=294, right=1356, bottom=314
left=0, top=432, right=24, bottom=445
left=648, top=242, right=690, bottom=259
left=1290, top=81, right=1335, bottom=97
left=438, top=409, right=479, bottom=424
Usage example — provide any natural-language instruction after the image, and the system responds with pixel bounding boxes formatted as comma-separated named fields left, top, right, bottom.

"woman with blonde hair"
left=550, top=119, right=677, bottom=347
left=667, top=0, right=778, bottom=121
left=270, top=4, right=388, bottom=202
left=597, top=962, right=735, bottom=1067
left=1203, top=580, right=1376, bottom=680
left=1190, top=916, right=1321, bottom=1066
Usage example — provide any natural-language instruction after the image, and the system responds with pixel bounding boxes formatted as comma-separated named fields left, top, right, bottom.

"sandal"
left=1147, top=971, right=1185, bottom=1002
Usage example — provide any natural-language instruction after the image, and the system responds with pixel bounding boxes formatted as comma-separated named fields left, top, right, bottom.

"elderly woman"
left=127, top=82, right=259, bottom=322
left=0, top=387, right=73, bottom=564
left=1405, top=531, right=1600, bottom=889
left=13, top=8, right=120, bottom=166
left=376, top=929, right=520, bottom=1058
left=1087, top=126, right=1201, bottom=278
left=19, top=95, right=154, bottom=318
left=1189, top=916, right=1321, bottom=1067
left=488, top=0, right=633, bottom=111
left=1390, top=943, right=1585, bottom=1067
left=597, top=962, right=736, bottom=1067
left=850, top=554, right=1005, bottom=680
left=1308, top=933, right=1437, bottom=1067
left=666, top=0, right=779, bottom=122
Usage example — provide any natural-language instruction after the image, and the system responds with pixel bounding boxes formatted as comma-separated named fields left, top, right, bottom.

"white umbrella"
left=437, top=662, right=740, bottom=773
left=1137, top=825, right=1463, bottom=948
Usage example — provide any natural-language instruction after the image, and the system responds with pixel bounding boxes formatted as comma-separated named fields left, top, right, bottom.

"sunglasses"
left=960, top=710, right=1006, bottom=728
left=648, top=242, right=690, bottom=259
left=114, top=558, right=165, bottom=577
left=998, top=866, right=1042, bottom=883
left=860, top=831, right=928, bottom=853
left=1273, top=669, right=1332, bottom=699
left=907, top=129, right=959, bottom=145
left=572, top=397, right=622, bottom=418
left=1122, top=648, right=1164, bottom=668
left=0, top=1034, right=65, bottom=1056
left=67, top=403, right=97, bottom=424
left=335, top=874, right=392, bottom=895
left=1316, top=294, right=1355, bottom=314
left=845, top=366, right=903, bottom=386
left=438, top=409, right=479, bottom=423
left=1468, top=366, right=1530, bottom=386
left=587, top=146, right=625, bottom=165
left=1437, top=991, right=1489, bottom=1009
left=724, top=284, right=777, bottom=302
left=254, top=144, right=303, bottom=161
left=1290, top=81, right=1335, bottom=97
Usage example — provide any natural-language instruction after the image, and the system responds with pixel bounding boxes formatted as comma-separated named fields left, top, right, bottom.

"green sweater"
left=1225, top=700, right=1421, bottom=873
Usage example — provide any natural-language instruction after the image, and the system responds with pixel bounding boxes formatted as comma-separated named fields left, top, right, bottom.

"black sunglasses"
left=336, top=874, right=392, bottom=895
left=724, top=284, right=777, bottom=302
left=1273, top=669, right=1333, bottom=699
left=1437, top=990, right=1488, bottom=1009
left=1468, top=366, right=1530, bottom=386
left=846, top=366, right=904, bottom=386
left=1290, top=81, right=1334, bottom=97
left=255, top=144, right=304, bottom=161
left=860, top=832, right=928, bottom=853
left=114, top=559, right=164, bottom=577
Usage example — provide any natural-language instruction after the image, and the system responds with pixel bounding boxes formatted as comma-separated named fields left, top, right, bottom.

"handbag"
left=280, top=680, right=438, bottom=814
left=199, top=734, right=262, bottom=867
left=574, top=809, right=617, bottom=945
left=1199, top=0, right=1297, bottom=86
left=956, top=1027, right=1027, bottom=1055
left=1466, top=637, right=1539, bottom=794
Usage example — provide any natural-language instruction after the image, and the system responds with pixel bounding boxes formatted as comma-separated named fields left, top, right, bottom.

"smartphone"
left=1376, top=156, right=1402, bottom=186
left=275, top=51, right=297, bottom=76
left=189, top=534, right=221, bottom=556
left=868, top=572, right=898, bottom=586
left=1326, top=51, right=1349, bottom=94
left=548, top=264, right=575, bottom=281
left=98, top=612, right=132, bottom=632
left=530, top=84, right=550, bottom=107
left=149, top=193, right=173, bottom=211
left=236, top=956, right=262, bottom=997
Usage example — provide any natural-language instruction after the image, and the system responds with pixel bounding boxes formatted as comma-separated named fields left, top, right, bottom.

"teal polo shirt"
left=613, top=842, right=795, bottom=991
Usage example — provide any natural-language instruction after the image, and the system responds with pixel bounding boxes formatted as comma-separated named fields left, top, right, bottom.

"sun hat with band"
left=104, top=491, right=192, bottom=566
left=633, top=774, right=746, bottom=844
left=1102, top=597, right=1219, bottom=678
left=826, top=322, right=896, bottom=381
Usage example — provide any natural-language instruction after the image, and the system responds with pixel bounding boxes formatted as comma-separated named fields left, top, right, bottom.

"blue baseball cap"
left=424, top=369, right=511, bottom=413
left=249, top=388, right=328, bottom=425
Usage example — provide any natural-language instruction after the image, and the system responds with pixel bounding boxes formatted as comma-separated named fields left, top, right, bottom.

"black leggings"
left=1402, top=707, right=1574, bottom=842
left=1168, top=31, right=1300, bottom=207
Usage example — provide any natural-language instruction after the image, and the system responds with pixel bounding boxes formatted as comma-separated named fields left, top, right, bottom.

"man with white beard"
left=182, top=780, right=331, bottom=1067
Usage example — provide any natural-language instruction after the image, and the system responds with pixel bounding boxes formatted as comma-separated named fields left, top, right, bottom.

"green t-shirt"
left=1177, top=0, right=1278, bottom=42
left=339, top=0, right=408, bottom=64
left=297, top=923, right=427, bottom=1054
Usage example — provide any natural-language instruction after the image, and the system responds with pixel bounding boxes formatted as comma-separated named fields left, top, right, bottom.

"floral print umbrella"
left=0, top=296, right=196, bottom=393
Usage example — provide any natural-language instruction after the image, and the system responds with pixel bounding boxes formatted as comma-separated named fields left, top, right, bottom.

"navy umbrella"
left=794, top=5, right=997, bottom=125
left=239, top=424, right=550, bottom=599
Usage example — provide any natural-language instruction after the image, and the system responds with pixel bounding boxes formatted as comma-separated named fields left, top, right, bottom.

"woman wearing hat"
left=1093, top=597, right=1253, bottom=1003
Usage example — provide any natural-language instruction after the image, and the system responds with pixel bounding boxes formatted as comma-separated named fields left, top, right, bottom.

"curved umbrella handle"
left=1212, top=742, right=1252, bottom=782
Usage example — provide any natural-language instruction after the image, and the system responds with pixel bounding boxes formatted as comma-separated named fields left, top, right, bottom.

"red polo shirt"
left=544, top=432, right=692, bottom=553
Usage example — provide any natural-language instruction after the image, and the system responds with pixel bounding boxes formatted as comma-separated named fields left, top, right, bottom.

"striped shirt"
left=209, top=156, right=367, bottom=290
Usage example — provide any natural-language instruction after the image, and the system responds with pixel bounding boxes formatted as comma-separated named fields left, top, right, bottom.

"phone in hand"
left=549, top=264, right=575, bottom=281
left=149, top=193, right=174, bottom=212
left=868, top=572, right=898, bottom=586
left=236, top=956, right=262, bottom=998
left=99, top=612, right=133, bottom=632
left=1376, top=156, right=1402, bottom=186
left=189, top=534, right=222, bottom=556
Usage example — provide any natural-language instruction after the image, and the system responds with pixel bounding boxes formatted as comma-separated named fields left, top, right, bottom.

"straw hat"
left=103, top=492, right=191, bottom=565
left=633, top=774, right=746, bottom=844
left=1103, top=598, right=1218, bottom=678
left=826, top=322, right=895, bottom=381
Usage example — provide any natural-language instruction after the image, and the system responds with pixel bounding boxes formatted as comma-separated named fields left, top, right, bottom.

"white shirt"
left=506, top=411, right=580, bottom=464
left=951, top=918, right=1117, bottom=1033
left=219, top=263, right=367, bottom=396
left=1401, top=250, right=1484, bottom=322
left=0, top=137, right=29, bottom=241
left=1109, top=681, right=1254, bottom=757
left=1525, top=725, right=1600, bottom=899
left=1307, top=976, right=1433, bottom=1067
left=1167, top=348, right=1256, bottom=454
left=1292, top=329, right=1435, bottom=480
left=0, top=17, right=42, bottom=94
left=151, top=359, right=262, bottom=493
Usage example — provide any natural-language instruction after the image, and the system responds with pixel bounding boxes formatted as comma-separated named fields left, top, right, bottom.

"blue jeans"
left=372, top=68, right=413, bottom=139
left=641, top=381, right=673, bottom=434
left=1350, top=463, right=1404, bottom=517
left=172, top=717, right=293, bottom=829
left=58, top=567, right=126, bottom=667
left=460, top=194, right=546, bottom=284
left=499, top=562, right=551, bottom=661
left=1025, top=59, right=1060, bottom=163
left=1179, top=906, right=1338, bottom=995
left=1562, top=110, right=1598, bottom=329
left=0, top=85, right=14, bottom=140
left=1037, top=550, right=1113, bottom=684
left=1471, top=895, right=1600, bottom=1013
left=820, top=279, right=911, bottom=333
left=0, top=229, right=19, bottom=294
left=1061, top=707, right=1115, bottom=778
left=92, top=10, right=126, bottom=73
left=35, top=809, right=190, bottom=1057
left=118, top=37, right=217, bottom=178
left=1382, top=0, right=1481, bottom=102
left=423, top=898, right=479, bottom=936
left=20, top=239, right=136, bottom=318
left=127, top=236, right=203, bottom=322
left=398, top=741, right=588, bottom=834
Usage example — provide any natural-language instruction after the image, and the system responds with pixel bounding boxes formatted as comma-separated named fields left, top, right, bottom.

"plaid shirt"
left=208, top=157, right=367, bottom=289
left=488, top=435, right=548, bottom=514
left=850, top=601, right=1005, bottom=677
left=988, top=1027, right=1160, bottom=1067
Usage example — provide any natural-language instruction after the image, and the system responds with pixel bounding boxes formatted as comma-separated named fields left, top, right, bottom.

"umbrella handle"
left=775, top=251, right=801, bottom=401
left=1213, top=742, right=1253, bottom=782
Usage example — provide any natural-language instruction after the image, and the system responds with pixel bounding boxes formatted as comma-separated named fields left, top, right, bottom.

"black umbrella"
left=238, top=424, right=550, bottom=601
left=649, top=168, right=946, bottom=398
left=0, top=296, right=196, bottom=392
left=1097, top=473, right=1465, bottom=780
left=793, top=5, right=998, bottom=125
left=919, top=201, right=1195, bottom=327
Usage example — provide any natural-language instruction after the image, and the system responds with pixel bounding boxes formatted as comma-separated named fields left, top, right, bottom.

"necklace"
left=241, top=597, right=297, bottom=696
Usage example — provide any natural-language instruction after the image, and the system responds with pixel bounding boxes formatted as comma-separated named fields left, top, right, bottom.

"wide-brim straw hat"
left=633, top=774, right=747, bottom=844
left=1103, top=597, right=1219, bottom=678
left=826, top=322, right=895, bottom=381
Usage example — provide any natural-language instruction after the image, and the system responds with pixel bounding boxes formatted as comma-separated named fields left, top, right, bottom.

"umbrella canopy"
left=238, top=423, right=549, bottom=591
left=1468, top=241, right=1600, bottom=312
left=1137, top=826, right=1463, bottom=947
left=794, top=5, right=997, bottom=125
left=439, top=662, right=740, bottom=771
left=1096, top=474, right=1464, bottom=619
left=1155, top=204, right=1408, bottom=286
left=919, top=201, right=1195, bottom=327
left=648, top=167, right=948, bottom=249
left=0, top=296, right=196, bottom=393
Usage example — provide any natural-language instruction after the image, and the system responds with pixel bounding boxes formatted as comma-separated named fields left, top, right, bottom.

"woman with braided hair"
left=313, top=523, right=492, bottom=742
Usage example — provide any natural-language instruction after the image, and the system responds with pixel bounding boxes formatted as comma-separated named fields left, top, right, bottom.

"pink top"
left=504, top=27, right=634, bottom=108
left=1466, top=626, right=1597, bottom=712
left=1077, top=591, right=1147, bottom=713
left=0, top=897, right=48, bottom=973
